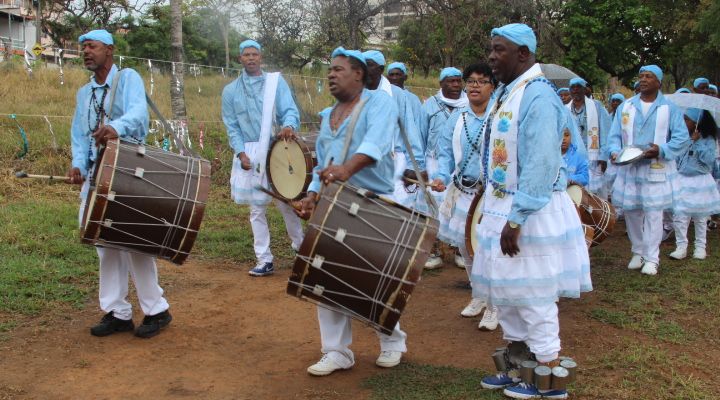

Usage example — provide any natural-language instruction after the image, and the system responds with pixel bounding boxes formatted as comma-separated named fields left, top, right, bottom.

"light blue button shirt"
left=563, top=144, right=589, bottom=186
left=607, top=93, right=689, bottom=162
left=70, top=65, right=149, bottom=176
left=405, top=89, right=428, bottom=142
left=372, top=83, right=425, bottom=168
left=422, top=95, right=462, bottom=157
left=221, top=70, right=300, bottom=155
left=434, top=105, right=487, bottom=185
left=569, top=98, right=611, bottom=160
left=677, top=136, right=717, bottom=176
left=492, top=75, right=568, bottom=225
left=308, top=89, right=398, bottom=195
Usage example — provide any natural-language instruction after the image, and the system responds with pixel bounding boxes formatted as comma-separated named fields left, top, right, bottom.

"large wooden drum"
left=288, top=181, right=438, bottom=335
left=266, top=134, right=318, bottom=201
left=81, top=139, right=211, bottom=265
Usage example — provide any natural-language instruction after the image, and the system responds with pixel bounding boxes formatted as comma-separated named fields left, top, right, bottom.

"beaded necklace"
left=452, top=111, right=487, bottom=194
left=88, top=87, right=108, bottom=133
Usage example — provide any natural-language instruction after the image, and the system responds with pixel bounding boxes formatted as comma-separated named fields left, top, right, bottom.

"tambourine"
left=614, top=146, right=644, bottom=165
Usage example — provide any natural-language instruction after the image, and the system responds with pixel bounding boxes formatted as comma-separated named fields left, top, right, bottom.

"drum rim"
left=80, top=138, right=119, bottom=245
left=171, top=157, right=212, bottom=264
left=615, top=145, right=644, bottom=165
left=266, top=135, right=316, bottom=201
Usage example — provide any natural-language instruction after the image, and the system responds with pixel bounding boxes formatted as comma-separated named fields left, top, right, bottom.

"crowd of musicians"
left=64, top=23, right=719, bottom=399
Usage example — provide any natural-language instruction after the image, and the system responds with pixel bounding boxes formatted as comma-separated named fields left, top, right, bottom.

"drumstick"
left=405, top=177, right=443, bottom=191
left=15, top=171, right=64, bottom=181
left=254, top=185, right=302, bottom=211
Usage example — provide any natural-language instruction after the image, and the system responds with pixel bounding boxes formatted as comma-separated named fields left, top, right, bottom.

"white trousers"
left=673, top=215, right=709, bottom=250
left=624, top=209, right=663, bottom=264
left=250, top=200, right=304, bottom=264
left=97, top=247, right=169, bottom=320
left=317, top=306, right=407, bottom=368
left=498, top=303, right=560, bottom=363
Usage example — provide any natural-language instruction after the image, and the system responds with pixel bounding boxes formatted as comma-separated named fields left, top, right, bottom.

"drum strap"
left=336, top=97, right=368, bottom=165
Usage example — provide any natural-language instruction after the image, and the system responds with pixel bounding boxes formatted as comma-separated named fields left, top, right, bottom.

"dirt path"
left=0, top=241, right=712, bottom=399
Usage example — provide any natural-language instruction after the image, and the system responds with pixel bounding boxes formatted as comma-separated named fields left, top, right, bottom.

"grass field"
left=1, top=64, right=719, bottom=399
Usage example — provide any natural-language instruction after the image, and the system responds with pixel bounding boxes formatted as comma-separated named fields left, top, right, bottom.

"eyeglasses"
left=465, top=79, right=492, bottom=87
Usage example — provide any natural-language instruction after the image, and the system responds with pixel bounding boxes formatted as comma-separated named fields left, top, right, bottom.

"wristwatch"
left=508, top=221, right=520, bottom=229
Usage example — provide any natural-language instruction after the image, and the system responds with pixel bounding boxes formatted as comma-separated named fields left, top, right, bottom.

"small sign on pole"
left=32, top=43, right=43, bottom=57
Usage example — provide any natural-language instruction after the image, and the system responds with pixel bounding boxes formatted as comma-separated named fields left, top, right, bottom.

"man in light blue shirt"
left=221, top=39, right=304, bottom=277
left=66, top=29, right=171, bottom=339
left=607, top=65, right=690, bottom=275
left=387, top=61, right=428, bottom=135
left=299, top=47, right=407, bottom=377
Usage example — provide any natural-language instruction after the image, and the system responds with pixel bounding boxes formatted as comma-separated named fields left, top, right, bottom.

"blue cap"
left=557, top=87, right=569, bottom=94
left=693, top=77, right=710, bottom=88
left=639, top=65, right=663, bottom=81
left=387, top=62, right=407, bottom=75
left=610, top=93, right=625, bottom=102
left=710, top=84, right=718, bottom=93
left=239, top=39, right=261, bottom=53
left=491, top=23, right=537, bottom=53
left=675, top=88, right=691, bottom=94
left=569, top=78, right=587, bottom=87
left=684, top=108, right=703, bottom=123
left=362, top=50, right=385, bottom=66
left=331, top=47, right=366, bottom=65
left=439, top=67, right=462, bottom=82
left=78, top=29, right=113, bottom=45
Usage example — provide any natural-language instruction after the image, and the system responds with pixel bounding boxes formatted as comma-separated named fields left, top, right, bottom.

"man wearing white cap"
left=607, top=65, right=689, bottom=276
left=66, top=29, right=172, bottom=338
left=222, top=39, right=304, bottom=277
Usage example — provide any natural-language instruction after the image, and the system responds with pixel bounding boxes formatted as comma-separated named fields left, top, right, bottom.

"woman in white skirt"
left=430, top=63, right=498, bottom=330
left=670, top=108, right=720, bottom=260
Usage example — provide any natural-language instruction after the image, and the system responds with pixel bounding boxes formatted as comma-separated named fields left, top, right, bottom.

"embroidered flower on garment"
left=492, top=166, right=506, bottom=183
left=498, top=116, right=511, bottom=133
left=492, top=145, right=508, bottom=164
left=621, top=112, right=630, bottom=126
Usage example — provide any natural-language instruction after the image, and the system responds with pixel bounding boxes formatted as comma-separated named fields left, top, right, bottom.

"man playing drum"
left=66, top=29, right=172, bottom=338
left=429, top=63, right=499, bottom=330
left=222, top=39, right=304, bottom=277
left=607, top=65, right=689, bottom=276
left=298, top=47, right=406, bottom=376
left=473, top=24, right=592, bottom=399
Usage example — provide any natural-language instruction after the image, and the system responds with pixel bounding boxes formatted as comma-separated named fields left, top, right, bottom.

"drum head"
left=566, top=185, right=583, bottom=206
left=268, top=138, right=311, bottom=200
left=615, top=146, right=644, bottom=165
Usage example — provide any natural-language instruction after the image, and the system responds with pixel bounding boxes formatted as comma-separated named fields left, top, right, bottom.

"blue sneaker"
left=503, top=382, right=568, bottom=399
left=249, top=262, right=274, bottom=277
left=481, top=371, right=520, bottom=389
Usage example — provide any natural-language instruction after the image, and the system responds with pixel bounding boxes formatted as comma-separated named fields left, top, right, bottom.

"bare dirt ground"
left=0, top=231, right=714, bottom=400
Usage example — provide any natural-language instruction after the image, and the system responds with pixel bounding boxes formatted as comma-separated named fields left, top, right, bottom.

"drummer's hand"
left=610, top=153, right=617, bottom=163
left=278, top=126, right=296, bottom=140
left=500, top=221, right=521, bottom=257
left=65, top=167, right=83, bottom=185
left=237, top=152, right=252, bottom=170
left=92, top=125, right=118, bottom=147
left=598, top=160, right=607, bottom=173
left=691, top=130, right=701, bottom=141
left=643, top=144, right=660, bottom=159
left=430, top=178, right=445, bottom=192
left=320, top=164, right=350, bottom=184
left=296, top=192, right=317, bottom=220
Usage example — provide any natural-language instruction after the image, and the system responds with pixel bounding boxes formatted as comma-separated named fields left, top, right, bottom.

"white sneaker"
left=641, top=261, right=658, bottom=276
left=461, top=298, right=486, bottom=317
left=478, top=306, right=499, bottom=331
left=454, top=254, right=466, bottom=269
left=627, top=254, right=644, bottom=270
left=693, top=248, right=707, bottom=260
left=307, top=354, right=350, bottom=376
left=669, top=247, right=687, bottom=260
left=375, top=350, right=402, bottom=368
left=424, top=255, right=443, bottom=270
